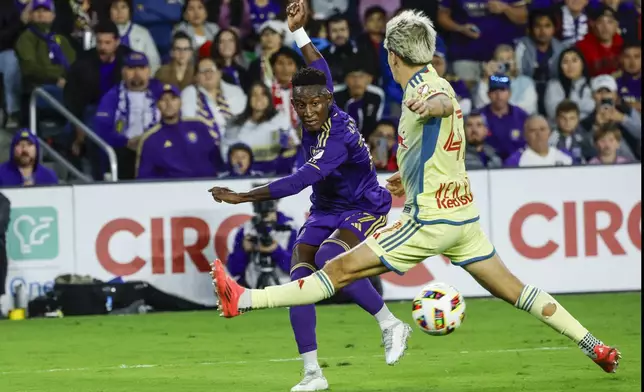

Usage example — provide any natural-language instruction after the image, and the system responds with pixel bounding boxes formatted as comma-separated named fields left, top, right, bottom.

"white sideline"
left=0, top=346, right=570, bottom=375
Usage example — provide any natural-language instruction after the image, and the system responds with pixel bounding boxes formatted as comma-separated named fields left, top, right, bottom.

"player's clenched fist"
left=385, top=172, right=405, bottom=197
left=209, top=186, right=244, bottom=204
left=287, top=0, right=307, bottom=32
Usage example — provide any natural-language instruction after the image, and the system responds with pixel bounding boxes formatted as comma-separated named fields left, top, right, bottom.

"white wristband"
left=293, top=28, right=311, bottom=48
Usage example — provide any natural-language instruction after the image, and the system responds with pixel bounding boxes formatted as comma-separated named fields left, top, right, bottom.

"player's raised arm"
left=287, top=0, right=334, bottom=93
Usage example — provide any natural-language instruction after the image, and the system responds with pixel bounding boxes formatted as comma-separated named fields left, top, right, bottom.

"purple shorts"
left=295, top=210, right=388, bottom=247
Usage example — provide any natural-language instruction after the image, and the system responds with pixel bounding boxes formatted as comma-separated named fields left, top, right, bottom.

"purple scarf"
left=29, top=26, right=70, bottom=70
left=119, top=23, right=134, bottom=48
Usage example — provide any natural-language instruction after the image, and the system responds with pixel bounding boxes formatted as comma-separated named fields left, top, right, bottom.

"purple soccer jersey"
left=439, top=0, right=527, bottom=62
left=268, top=56, right=391, bottom=247
left=616, top=73, right=641, bottom=107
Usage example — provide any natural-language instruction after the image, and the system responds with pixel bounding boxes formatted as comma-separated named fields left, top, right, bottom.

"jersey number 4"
left=443, top=111, right=464, bottom=160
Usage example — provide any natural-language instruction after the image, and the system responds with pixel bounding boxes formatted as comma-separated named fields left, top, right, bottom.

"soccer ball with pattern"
left=412, top=282, right=466, bottom=336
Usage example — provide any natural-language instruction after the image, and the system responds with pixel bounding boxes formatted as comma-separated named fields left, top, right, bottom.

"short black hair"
left=343, top=56, right=376, bottom=78
left=172, top=31, right=192, bottom=47
left=326, top=14, right=350, bottom=32
left=621, top=40, right=642, bottom=53
left=528, top=9, right=556, bottom=30
left=292, top=67, right=328, bottom=88
left=94, top=21, right=119, bottom=38
left=269, top=46, right=305, bottom=68
left=364, top=5, right=386, bottom=20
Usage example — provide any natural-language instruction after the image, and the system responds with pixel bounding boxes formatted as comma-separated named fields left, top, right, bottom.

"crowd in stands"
left=0, top=0, right=640, bottom=187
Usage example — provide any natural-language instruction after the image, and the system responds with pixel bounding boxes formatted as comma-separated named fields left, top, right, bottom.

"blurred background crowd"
left=0, top=0, right=640, bottom=187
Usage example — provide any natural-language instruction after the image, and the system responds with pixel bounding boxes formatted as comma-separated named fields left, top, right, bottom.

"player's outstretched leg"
left=315, top=238, right=411, bottom=365
left=462, top=253, right=621, bottom=373
left=289, top=261, right=328, bottom=391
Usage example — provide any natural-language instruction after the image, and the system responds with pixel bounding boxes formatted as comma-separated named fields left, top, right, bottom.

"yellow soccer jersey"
left=397, top=64, right=479, bottom=225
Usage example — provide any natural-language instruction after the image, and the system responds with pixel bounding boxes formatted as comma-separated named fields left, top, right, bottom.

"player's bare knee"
left=322, top=255, right=353, bottom=288
left=542, top=302, right=557, bottom=318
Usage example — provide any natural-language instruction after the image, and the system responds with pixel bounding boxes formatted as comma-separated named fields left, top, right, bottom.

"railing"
left=29, top=87, right=119, bottom=182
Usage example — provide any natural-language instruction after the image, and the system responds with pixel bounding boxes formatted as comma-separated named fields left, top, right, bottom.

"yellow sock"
left=250, top=271, right=335, bottom=309
left=515, top=285, right=590, bottom=343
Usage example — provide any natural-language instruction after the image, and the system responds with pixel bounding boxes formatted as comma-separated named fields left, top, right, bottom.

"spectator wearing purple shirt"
left=432, top=35, right=473, bottom=116
left=247, top=0, right=284, bottom=34
left=437, top=0, right=528, bottom=84
left=553, top=0, right=591, bottom=47
left=475, top=44, right=538, bottom=114
left=588, top=121, right=634, bottom=164
left=481, top=74, right=529, bottom=159
left=205, top=0, right=252, bottom=40
left=544, top=47, right=595, bottom=121
left=614, top=42, right=641, bottom=114
left=515, top=9, right=566, bottom=115
left=505, top=114, right=574, bottom=167
left=0, top=129, right=58, bottom=187
left=464, top=111, right=503, bottom=169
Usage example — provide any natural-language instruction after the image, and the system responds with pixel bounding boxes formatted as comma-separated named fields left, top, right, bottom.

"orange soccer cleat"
left=211, top=259, right=247, bottom=318
left=592, top=344, right=622, bottom=373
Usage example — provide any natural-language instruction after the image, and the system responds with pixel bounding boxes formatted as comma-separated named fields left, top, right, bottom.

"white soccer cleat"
left=382, top=321, right=412, bottom=365
left=290, top=366, right=329, bottom=391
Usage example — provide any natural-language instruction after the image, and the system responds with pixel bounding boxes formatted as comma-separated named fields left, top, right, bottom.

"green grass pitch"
left=0, top=292, right=640, bottom=392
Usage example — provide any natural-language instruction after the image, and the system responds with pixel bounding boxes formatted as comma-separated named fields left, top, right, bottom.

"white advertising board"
left=488, top=165, right=641, bottom=294
left=1, top=186, right=75, bottom=310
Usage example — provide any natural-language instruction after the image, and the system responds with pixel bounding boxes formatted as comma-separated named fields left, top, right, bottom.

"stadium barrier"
left=2, top=165, right=641, bottom=309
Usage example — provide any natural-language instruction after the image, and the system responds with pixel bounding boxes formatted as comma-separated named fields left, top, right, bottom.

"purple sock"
left=315, top=241, right=384, bottom=316
left=289, top=264, right=318, bottom=354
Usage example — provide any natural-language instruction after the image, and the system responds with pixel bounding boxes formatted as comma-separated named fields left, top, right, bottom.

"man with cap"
left=136, top=84, right=224, bottom=179
left=94, top=51, right=163, bottom=180
left=0, top=129, right=58, bottom=186
left=581, top=74, right=641, bottom=160
left=576, top=4, right=623, bottom=77
left=248, top=20, right=287, bottom=85
left=431, top=35, right=472, bottom=116
left=333, top=58, right=385, bottom=137
left=14, top=0, right=76, bottom=110
left=480, top=74, right=529, bottom=160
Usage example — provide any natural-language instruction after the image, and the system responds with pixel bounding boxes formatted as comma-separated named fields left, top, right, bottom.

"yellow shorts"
left=364, top=214, right=495, bottom=275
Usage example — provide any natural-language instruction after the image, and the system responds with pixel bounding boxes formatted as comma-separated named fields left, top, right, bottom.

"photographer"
left=226, top=197, right=297, bottom=289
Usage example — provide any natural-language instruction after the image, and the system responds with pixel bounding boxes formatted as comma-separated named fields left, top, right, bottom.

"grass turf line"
left=0, top=292, right=640, bottom=392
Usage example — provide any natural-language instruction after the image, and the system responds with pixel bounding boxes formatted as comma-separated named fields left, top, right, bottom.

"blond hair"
left=384, top=10, right=436, bottom=65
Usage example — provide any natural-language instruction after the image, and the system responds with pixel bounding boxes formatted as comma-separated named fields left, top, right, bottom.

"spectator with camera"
left=475, top=44, right=538, bottom=114
left=437, top=0, right=528, bottom=84
left=549, top=99, right=595, bottom=164
left=581, top=74, right=641, bottom=160
left=226, top=199, right=297, bottom=289
left=505, top=115, right=573, bottom=167
left=368, top=119, right=398, bottom=171
left=464, top=111, right=503, bottom=170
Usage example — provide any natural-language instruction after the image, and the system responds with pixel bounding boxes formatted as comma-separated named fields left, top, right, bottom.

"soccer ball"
left=411, top=282, right=466, bottom=336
